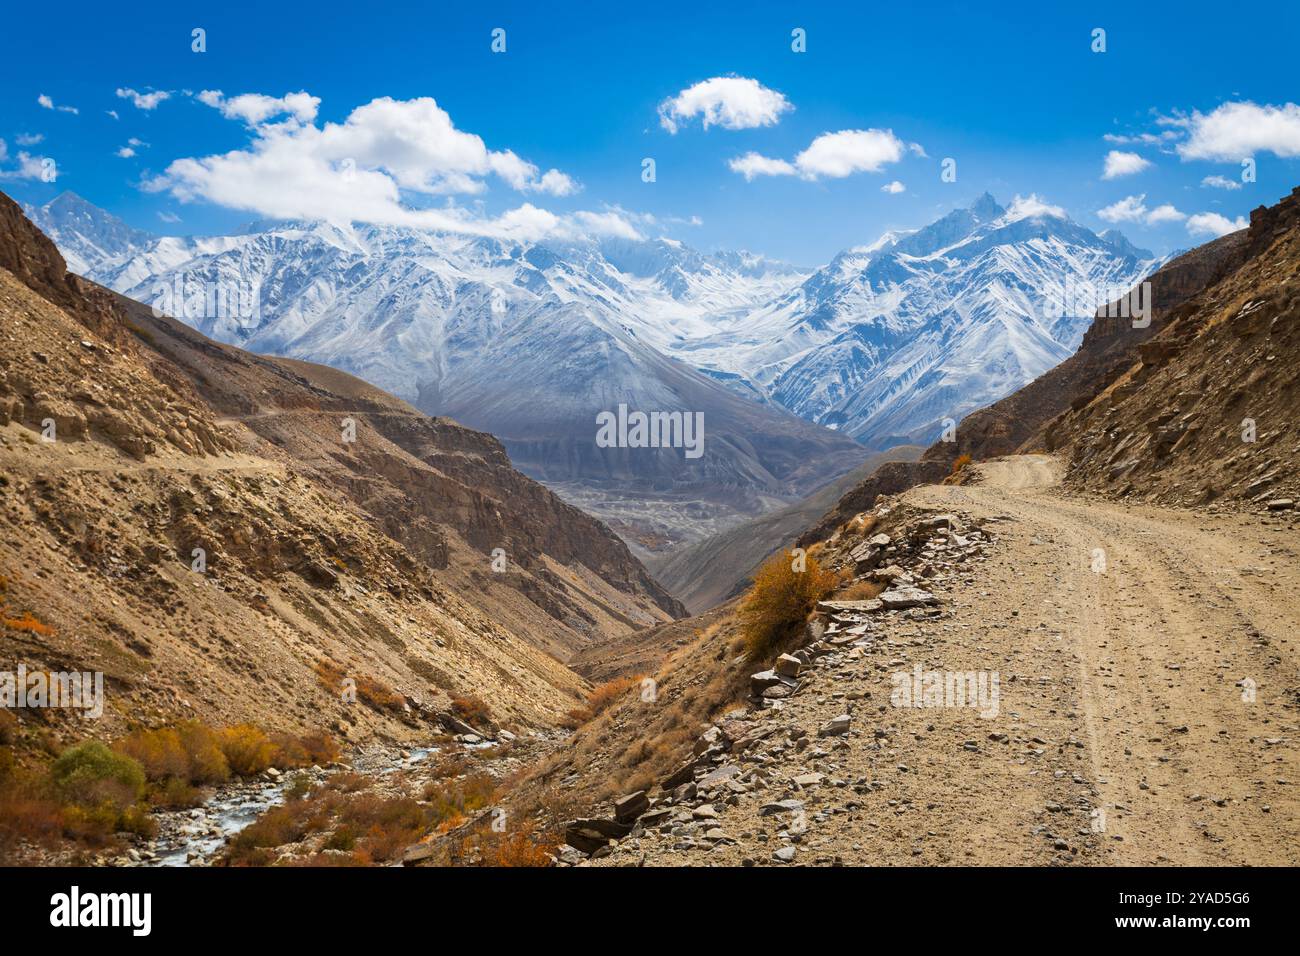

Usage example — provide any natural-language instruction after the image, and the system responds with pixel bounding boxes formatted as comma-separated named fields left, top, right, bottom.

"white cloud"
left=728, top=151, right=797, bottom=180
left=1005, top=194, right=1067, bottom=220
left=15, top=133, right=44, bottom=146
left=1097, top=195, right=1150, bottom=224
left=1186, top=211, right=1248, bottom=237
left=157, top=211, right=181, bottom=224
left=38, top=93, right=78, bottom=114
left=731, top=129, right=911, bottom=182
left=1145, top=203, right=1186, bottom=224
left=0, top=150, right=54, bottom=181
left=1103, top=130, right=1179, bottom=147
left=147, top=94, right=606, bottom=240
left=659, top=76, right=792, bottom=134
left=527, top=168, right=580, bottom=197
left=106, top=110, right=120, bottom=120
left=881, top=180, right=905, bottom=194
left=1201, top=174, right=1243, bottom=190
left=1102, top=150, right=1152, bottom=179
left=1096, top=194, right=1187, bottom=227
left=116, top=87, right=172, bottom=111
left=116, top=147, right=136, bottom=158
left=196, top=89, right=319, bottom=125
left=795, top=129, right=906, bottom=178
left=1178, top=101, right=1300, bottom=160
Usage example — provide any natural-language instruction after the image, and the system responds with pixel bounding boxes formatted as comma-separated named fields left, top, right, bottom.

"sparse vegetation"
left=738, top=549, right=837, bottom=659
left=222, top=769, right=498, bottom=866
left=450, top=694, right=493, bottom=728
left=563, top=674, right=645, bottom=726
left=313, top=658, right=404, bottom=712
left=1, top=610, right=55, bottom=636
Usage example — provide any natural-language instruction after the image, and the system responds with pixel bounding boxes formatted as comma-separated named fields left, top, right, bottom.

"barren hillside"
left=0, top=189, right=680, bottom=753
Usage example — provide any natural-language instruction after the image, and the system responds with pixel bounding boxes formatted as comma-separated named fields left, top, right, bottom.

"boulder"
left=613, top=790, right=650, bottom=823
left=564, top=818, right=633, bottom=855
left=775, top=653, right=803, bottom=678
left=878, top=587, right=938, bottom=610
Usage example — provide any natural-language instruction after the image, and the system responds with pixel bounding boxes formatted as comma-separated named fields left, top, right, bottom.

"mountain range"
left=26, top=191, right=1163, bottom=552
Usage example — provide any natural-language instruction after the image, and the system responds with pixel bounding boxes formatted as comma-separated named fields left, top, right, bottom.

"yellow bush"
left=219, top=725, right=276, bottom=776
left=739, top=549, right=837, bottom=659
left=115, top=722, right=230, bottom=787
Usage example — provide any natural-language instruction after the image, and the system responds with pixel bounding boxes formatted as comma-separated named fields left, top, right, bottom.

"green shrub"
left=50, top=741, right=145, bottom=811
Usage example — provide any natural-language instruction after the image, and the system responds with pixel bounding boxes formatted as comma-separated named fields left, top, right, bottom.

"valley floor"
left=592, top=455, right=1299, bottom=866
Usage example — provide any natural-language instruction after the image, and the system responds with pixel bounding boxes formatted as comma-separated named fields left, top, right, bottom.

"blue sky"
left=1, top=0, right=1297, bottom=263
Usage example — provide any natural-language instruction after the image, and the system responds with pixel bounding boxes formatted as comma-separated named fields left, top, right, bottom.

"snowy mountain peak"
left=23, top=191, right=154, bottom=275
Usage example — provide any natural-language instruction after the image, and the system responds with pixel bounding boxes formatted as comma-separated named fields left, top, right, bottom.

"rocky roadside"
left=555, top=504, right=1089, bottom=867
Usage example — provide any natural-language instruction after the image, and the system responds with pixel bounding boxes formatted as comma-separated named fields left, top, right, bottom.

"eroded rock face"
left=1053, top=186, right=1300, bottom=510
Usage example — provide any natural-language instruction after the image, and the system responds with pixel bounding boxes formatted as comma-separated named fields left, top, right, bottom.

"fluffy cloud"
left=116, top=87, right=172, bottom=111
left=731, top=129, right=911, bottom=182
left=15, top=133, right=44, bottom=146
left=1145, top=203, right=1186, bottom=224
left=1186, top=212, right=1248, bottom=237
left=38, top=93, right=78, bottom=115
left=1177, top=101, right=1300, bottom=160
left=0, top=146, right=54, bottom=181
left=728, top=151, right=797, bottom=180
left=659, top=76, right=792, bottom=134
left=1096, top=194, right=1184, bottom=226
left=1201, top=174, right=1243, bottom=190
left=1102, top=150, right=1152, bottom=179
left=880, top=180, right=906, bottom=194
left=196, top=90, right=319, bottom=125
left=147, top=93, right=605, bottom=239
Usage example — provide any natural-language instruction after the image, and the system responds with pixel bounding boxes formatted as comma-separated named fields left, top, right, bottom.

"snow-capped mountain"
left=25, top=190, right=1162, bottom=548
left=668, top=194, right=1165, bottom=448
left=23, top=192, right=155, bottom=276
left=24, top=193, right=865, bottom=552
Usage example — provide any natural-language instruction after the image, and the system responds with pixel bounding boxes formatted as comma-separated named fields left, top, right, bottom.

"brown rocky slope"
left=1046, top=186, right=1300, bottom=509
left=0, top=189, right=680, bottom=752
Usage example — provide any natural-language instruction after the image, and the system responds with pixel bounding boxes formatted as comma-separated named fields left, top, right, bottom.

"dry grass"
left=449, top=695, right=493, bottom=728
left=739, top=549, right=837, bottom=660
left=834, top=578, right=887, bottom=602
left=1, top=610, right=54, bottom=636
left=563, top=674, right=645, bottom=727
left=313, top=658, right=404, bottom=712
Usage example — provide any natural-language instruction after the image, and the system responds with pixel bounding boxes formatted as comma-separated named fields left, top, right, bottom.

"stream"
left=145, top=745, right=445, bottom=866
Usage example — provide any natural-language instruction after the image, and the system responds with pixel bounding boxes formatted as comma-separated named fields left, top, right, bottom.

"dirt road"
left=905, top=454, right=1298, bottom=864
left=592, top=454, right=1298, bottom=866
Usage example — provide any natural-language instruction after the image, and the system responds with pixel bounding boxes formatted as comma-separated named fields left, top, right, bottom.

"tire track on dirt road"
left=911, top=455, right=1298, bottom=864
